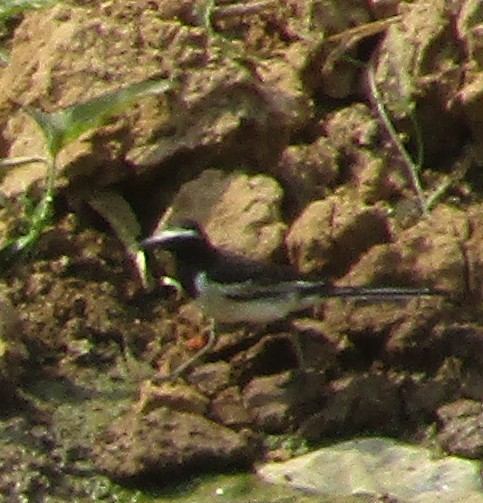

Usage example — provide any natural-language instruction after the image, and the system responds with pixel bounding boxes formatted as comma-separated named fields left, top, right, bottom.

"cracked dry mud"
left=0, top=0, right=482, bottom=500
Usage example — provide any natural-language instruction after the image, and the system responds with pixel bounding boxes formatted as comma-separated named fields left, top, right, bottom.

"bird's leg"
left=153, top=319, right=217, bottom=383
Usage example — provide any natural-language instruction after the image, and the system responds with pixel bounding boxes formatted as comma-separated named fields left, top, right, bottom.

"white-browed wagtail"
left=141, top=220, right=442, bottom=380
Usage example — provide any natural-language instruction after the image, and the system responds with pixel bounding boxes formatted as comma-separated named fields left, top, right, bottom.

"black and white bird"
left=141, top=220, right=440, bottom=379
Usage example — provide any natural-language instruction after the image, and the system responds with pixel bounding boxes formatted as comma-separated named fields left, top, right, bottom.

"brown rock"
left=135, top=380, right=209, bottom=416
left=437, top=400, right=483, bottom=458
left=456, top=0, right=483, bottom=65
left=242, top=370, right=326, bottom=433
left=206, top=174, right=286, bottom=261
left=0, top=0, right=313, bottom=196
left=275, top=137, right=339, bottom=211
left=159, top=169, right=286, bottom=261
left=0, top=3, right=172, bottom=194
left=299, top=372, right=402, bottom=441
left=243, top=372, right=295, bottom=433
left=187, top=361, right=232, bottom=397
left=211, top=386, right=251, bottom=427
left=94, top=406, right=254, bottom=480
left=349, top=149, right=401, bottom=204
left=341, top=204, right=469, bottom=294
left=128, top=16, right=313, bottom=171
left=458, top=72, right=483, bottom=157
left=461, top=368, right=483, bottom=402
left=301, top=2, right=371, bottom=99
left=372, top=0, right=465, bottom=163
left=324, top=103, right=379, bottom=150
left=0, top=290, right=27, bottom=403
left=159, top=169, right=235, bottom=230
left=286, top=195, right=390, bottom=276
left=384, top=308, right=445, bottom=362
left=235, top=333, right=300, bottom=377
left=234, top=323, right=339, bottom=377
left=442, top=325, right=483, bottom=362
left=368, top=0, right=400, bottom=18
left=290, top=319, right=342, bottom=370
left=402, top=372, right=458, bottom=422
left=465, top=204, right=483, bottom=301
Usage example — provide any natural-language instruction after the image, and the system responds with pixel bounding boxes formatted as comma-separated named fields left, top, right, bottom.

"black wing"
left=208, top=248, right=301, bottom=285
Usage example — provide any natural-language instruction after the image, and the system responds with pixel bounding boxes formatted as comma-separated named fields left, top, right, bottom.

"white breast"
left=194, top=272, right=319, bottom=324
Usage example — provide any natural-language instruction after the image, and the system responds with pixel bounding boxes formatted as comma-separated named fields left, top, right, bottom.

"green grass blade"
left=0, top=0, right=56, bottom=19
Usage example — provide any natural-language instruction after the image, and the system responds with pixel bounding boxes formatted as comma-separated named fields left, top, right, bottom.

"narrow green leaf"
left=26, top=77, right=175, bottom=157
left=25, top=107, right=66, bottom=157
left=89, top=191, right=141, bottom=251
left=60, top=78, right=175, bottom=147
left=89, top=191, right=151, bottom=289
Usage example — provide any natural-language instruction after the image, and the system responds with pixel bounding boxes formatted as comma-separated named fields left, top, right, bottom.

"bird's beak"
left=140, top=228, right=199, bottom=248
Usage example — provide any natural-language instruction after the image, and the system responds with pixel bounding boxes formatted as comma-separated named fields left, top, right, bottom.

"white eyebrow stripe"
left=143, top=228, right=199, bottom=245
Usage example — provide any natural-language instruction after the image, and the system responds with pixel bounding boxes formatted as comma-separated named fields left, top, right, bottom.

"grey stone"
left=257, top=437, right=483, bottom=502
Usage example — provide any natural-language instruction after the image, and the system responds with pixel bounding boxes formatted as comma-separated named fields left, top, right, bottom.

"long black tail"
left=302, top=283, right=443, bottom=301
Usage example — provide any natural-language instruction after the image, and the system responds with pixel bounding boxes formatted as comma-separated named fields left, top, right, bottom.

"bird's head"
left=140, top=220, right=215, bottom=295
left=141, top=219, right=206, bottom=252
